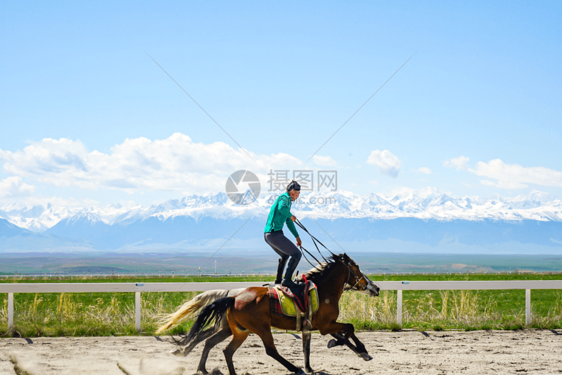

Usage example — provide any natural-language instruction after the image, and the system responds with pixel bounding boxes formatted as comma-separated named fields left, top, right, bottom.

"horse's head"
left=340, top=253, right=380, bottom=297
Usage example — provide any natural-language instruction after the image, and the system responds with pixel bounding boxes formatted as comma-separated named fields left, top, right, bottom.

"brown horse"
left=180, top=253, right=380, bottom=375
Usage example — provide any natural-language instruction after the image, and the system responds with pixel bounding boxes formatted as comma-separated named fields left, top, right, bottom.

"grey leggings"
left=264, top=231, right=302, bottom=260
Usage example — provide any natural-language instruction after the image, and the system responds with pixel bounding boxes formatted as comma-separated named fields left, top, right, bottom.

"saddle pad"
left=269, top=281, right=319, bottom=317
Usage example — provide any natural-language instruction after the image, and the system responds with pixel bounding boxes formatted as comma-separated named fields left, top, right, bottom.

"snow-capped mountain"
left=1, top=189, right=562, bottom=233
left=1, top=189, right=562, bottom=254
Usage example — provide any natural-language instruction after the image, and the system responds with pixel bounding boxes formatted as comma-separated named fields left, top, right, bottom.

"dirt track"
left=1, top=330, right=561, bottom=374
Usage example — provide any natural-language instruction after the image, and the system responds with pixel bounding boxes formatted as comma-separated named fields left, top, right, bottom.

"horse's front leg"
left=319, top=321, right=372, bottom=361
left=302, top=330, right=313, bottom=373
left=328, top=332, right=351, bottom=348
left=318, top=321, right=353, bottom=337
left=318, top=321, right=354, bottom=349
left=328, top=332, right=372, bottom=361
left=347, top=332, right=370, bottom=359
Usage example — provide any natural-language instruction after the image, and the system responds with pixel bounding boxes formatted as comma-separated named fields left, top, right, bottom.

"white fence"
left=2, top=280, right=562, bottom=331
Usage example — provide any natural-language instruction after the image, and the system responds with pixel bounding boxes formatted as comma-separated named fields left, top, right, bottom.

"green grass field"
left=1, top=273, right=561, bottom=337
left=343, top=273, right=562, bottom=331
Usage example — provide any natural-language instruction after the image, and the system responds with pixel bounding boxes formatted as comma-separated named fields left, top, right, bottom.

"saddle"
left=268, top=279, right=319, bottom=331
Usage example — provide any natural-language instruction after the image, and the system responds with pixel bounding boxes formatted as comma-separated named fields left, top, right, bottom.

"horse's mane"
left=298, top=253, right=345, bottom=282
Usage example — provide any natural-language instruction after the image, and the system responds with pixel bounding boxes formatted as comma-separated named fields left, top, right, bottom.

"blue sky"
left=1, top=1, right=561, bottom=206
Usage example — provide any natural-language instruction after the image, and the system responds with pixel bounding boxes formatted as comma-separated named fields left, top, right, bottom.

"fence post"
left=135, top=292, right=141, bottom=332
left=525, top=289, right=531, bottom=326
left=397, top=290, right=402, bottom=326
left=8, top=293, right=14, bottom=329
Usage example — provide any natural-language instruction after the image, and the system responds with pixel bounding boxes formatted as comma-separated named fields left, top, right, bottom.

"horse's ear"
left=343, top=253, right=350, bottom=261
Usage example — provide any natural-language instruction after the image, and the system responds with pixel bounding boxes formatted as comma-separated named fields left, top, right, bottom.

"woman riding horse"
left=264, top=180, right=302, bottom=288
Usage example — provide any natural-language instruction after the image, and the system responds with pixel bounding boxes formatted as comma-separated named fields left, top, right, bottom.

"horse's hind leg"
left=223, top=328, right=249, bottom=375
left=197, top=326, right=232, bottom=374
left=175, top=326, right=215, bottom=356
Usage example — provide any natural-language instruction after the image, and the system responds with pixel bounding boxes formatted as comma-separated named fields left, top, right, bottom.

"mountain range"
left=1, top=189, right=562, bottom=254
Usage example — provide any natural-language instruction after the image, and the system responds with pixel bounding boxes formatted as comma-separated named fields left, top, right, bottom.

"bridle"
left=343, top=259, right=369, bottom=292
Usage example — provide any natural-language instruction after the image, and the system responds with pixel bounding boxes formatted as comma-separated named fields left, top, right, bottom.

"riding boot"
left=281, top=253, right=301, bottom=289
left=275, top=256, right=288, bottom=284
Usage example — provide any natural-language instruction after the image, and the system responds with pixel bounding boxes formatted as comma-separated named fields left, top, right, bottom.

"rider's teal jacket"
left=264, top=192, right=299, bottom=238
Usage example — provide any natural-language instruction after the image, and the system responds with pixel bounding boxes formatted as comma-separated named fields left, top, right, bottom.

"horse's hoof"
left=295, top=369, right=306, bottom=375
left=305, top=367, right=314, bottom=373
left=359, top=352, right=373, bottom=361
left=327, top=339, right=336, bottom=349
left=170, top=348, right=182, bottom=356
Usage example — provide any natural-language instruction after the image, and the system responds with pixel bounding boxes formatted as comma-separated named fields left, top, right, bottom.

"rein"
left=294, top=218, right=333, bottom=266
left=294, top=218, right=368, bottom=291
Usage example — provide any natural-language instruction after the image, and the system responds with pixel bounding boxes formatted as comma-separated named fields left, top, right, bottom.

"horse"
left=157, top=286, right=370, bottom=374
left=176, top=253, right=380, bottom=375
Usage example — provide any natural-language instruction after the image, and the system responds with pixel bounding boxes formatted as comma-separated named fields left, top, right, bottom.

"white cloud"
left=313, top=155, right=337, bottom=167
left=366, top=150, right=402, bottom=178
left=471, top=159, right=562, bottom=190
left=0, top=133, right=302, bottom=194
left=0, top=177, right=35, bottom=198
left=444, top=156, right=470, bottom=171
left=443, top=156, right=562, bottom=190
left=418, top=167, right=432, bottom=175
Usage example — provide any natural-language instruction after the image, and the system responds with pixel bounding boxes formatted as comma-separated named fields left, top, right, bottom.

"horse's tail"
left=179, top=297, right=235, bottom=346
left=156, top=289, right=231, bottom=335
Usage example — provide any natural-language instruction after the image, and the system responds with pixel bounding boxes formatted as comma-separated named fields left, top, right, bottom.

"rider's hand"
left=296, top=236, right=302, bottom=247
left=291, top=215, right=296, bottom=222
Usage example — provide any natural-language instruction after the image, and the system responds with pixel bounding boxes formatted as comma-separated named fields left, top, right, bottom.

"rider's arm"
left=278, top=196, right=299, bottom=238
left=277, top=196, right=292, bottom=218
left=285, top=217, right=299, bottom=239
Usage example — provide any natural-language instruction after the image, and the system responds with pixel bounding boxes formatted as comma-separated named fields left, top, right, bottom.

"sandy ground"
left=1, top=330, right=561, bottom=375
